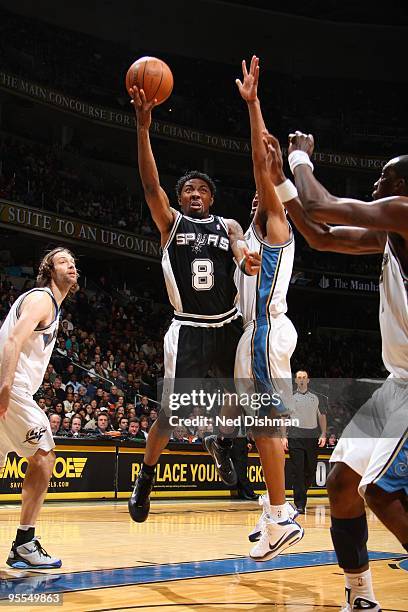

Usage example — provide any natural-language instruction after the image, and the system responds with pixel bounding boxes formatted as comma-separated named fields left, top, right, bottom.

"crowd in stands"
left=0, top=132, right=383, bottom=278
left=1, top=7, right=405, bottom=154
left=0, top=135, right=159, bottom=238
left=0, top=260, right=387, bottom=445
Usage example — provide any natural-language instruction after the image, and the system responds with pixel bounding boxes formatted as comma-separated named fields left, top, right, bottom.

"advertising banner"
left=117, top=445, right=331, bottom=498
left=0, top=445, right=116, bottom=502
left=0, top=200, right=161, bottom=260
left=0, top=71, right=387, bottom=169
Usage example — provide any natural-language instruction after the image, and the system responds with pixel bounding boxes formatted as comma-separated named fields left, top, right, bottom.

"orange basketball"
left=125, top=56, right=173, bottom=105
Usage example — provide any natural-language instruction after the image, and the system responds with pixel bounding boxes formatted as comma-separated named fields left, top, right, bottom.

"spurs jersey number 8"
left=236, top=222, right=294, bottom=325
left=162, top=213, right=238, bottom=326
left=0, top=287, right=59, bottom=395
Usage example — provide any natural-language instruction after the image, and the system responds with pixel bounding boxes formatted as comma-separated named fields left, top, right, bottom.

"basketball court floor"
left=0, top=499, right=407, bottom=611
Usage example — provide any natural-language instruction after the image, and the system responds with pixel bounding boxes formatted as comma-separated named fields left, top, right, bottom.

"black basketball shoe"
left=128, top=469, right=155, bottom=522
left=204, top=435, right=237, bottom=487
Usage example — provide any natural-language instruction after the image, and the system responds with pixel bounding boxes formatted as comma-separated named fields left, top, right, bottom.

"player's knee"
left=29, top=449, right=55, bottom=475
left=327, top=464, right=358, bottom=506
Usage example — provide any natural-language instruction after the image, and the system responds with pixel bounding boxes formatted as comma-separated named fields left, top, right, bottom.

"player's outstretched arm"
left=289, top=131, right=408, bottom=235
left=226, top=218, right=261, bottom=275
left=0, top=293, right=54, bottom=417
left=262, top=132, right=384, bottom=254
left=236, top=57, right=288, bottom=241
left=130, top=86, right=175, bottom=239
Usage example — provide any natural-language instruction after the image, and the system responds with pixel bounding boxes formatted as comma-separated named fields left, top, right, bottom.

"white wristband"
left=275, top=179, right=298, bottom=203
left=288, top=150, right=314, bottom=175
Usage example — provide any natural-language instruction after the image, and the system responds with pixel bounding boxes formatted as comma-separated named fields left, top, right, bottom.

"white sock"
left=345, top=569, right=377, bottom=603
left=18, top=525, right=35, bottom=531
left=267, top=503, right=289, bottom=523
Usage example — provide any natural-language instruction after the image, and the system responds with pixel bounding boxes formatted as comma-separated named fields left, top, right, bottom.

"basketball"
left=125, top=56, right=173, bottom=105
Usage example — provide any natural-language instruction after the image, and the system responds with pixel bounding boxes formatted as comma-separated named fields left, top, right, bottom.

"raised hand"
left=129, top=85, right=157, bottom=129
left=288, top=131, right=315, bottom=157
left=235, top=55, right=259, bottom=103
left=262, top=130, right=286, bottom=186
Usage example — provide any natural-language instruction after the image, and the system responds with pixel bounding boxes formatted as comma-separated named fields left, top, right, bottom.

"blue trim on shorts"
left=251, top=248, right=287, bottom=416
left=374, top=434, right=408, bottom=495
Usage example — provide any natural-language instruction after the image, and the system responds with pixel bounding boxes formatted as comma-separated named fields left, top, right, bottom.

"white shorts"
left=330, top=378, right=408, bottom=498
left=0, top=387, right=55, bottom=467
left=235, top=315, right=297, bottom=417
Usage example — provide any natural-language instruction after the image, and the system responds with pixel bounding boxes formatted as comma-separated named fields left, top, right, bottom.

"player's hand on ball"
left=263, top=131, right=286, bottom=185
left=129, top=86, right=157, bottom=129
left=288, top=131, right=314, bottom=157
left=235, top=55, right=259, bottom=103
left=244, top=248, right=261, bottom=275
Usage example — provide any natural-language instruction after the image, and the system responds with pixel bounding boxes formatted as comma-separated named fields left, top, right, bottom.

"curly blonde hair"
left=36, top=247, right=79, bottom=297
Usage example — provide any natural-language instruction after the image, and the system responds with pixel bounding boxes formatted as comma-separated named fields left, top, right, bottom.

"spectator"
left=52, top=377, right=66, bottom=402
left=60, top=416, right=71, bottom=434
left=128, top=418, right=145, bottom=440
left=326, top=432, right=337, bottom=448
left=69, top=415, right=83, bottom=437
left=37, top=397, right=47, bottom=412
left=52, top=401, right=65, bottom=419
left=170, top=426, right=189, bottom=443
left=117, top=416, right=129, bottom=433
left=49, top=413, right=62, bottom=436
left=63, top=390, right=75, bottom=413
left=94, top=413, right=111, bottom=436
left=139, top=415, right=149, bottom=439
left=135, top=395, right=150, bottom=417
left=149, top=408, right=158, bottom=427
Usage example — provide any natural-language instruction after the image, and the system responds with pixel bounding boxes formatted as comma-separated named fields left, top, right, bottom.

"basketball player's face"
left=372, top=162, right=399, bottom=200
left=52, top=251, right=78, bottom=287
left=179, top=179, right=213, bottom=218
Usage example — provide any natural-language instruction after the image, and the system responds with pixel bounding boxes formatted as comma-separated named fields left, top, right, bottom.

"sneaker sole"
left=6, top=559, right=62, bottom=569
left=250, top=528, right=304, bottom=562
left=128, top=498, right=150, bottom=523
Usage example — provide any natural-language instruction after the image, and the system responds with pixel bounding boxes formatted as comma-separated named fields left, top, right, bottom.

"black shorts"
left=159, top=317, right=243, bottom=420
left=164, top=317, right=242, bottom=379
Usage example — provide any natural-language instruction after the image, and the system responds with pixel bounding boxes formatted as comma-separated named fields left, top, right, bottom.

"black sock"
left=15, top=527, right=35, bottom=547
left=142, top=462, right=156, bottom=476
left=403, top=542, right=408, bottom=552
left=216, top=436, right=232, bottom=448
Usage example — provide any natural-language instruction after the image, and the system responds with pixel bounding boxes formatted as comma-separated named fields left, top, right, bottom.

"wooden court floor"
left=0, top=499, right=407, bottom=611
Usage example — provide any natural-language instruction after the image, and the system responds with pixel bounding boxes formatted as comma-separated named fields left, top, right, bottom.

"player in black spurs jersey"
left=128, top=86, right=260, bottom=523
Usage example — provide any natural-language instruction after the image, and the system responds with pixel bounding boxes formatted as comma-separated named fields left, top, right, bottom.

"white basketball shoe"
left=341, top=588, right=381, bottom=611
left=6, top=537, right=62, bottom=569
left=248, top=494, right=299, bottom=542
left=250, top=517, right=304, bottom=561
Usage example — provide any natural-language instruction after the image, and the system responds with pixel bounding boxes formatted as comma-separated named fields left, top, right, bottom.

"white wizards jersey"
left=379, top=239, right=408, bottom=377
left=236, top=222, right=294, bottom=325
left=0, top=288, right=59, bottom=395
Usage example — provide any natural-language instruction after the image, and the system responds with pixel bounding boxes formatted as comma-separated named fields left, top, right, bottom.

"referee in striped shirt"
left=285, top=370, right=327, bottom=513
